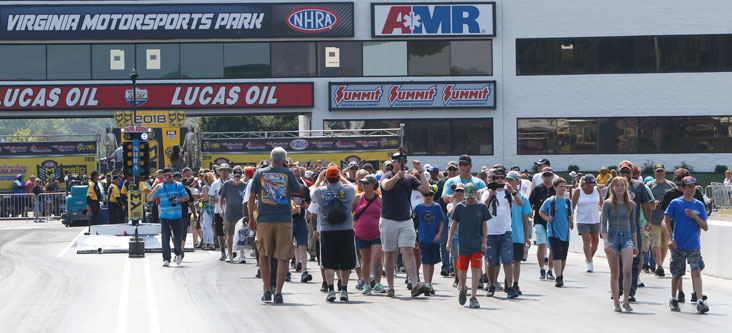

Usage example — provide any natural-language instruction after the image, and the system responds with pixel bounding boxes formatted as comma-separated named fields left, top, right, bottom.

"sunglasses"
left=424, top=193, right=434, bottom=197
left=619, top=170, right=632, bottom=174
left=447, top=167, right=458, bottom=171
left=455, top=189, right=465, bottom=193
left=350, top=167, right=358, bottom=170
left=493, top=176, right=506, bottom=180
left=458, top=162, right=470, bottom=167
left=683, top=177, right=697, bottom=184
left=164, top=174, right=173, bottom=178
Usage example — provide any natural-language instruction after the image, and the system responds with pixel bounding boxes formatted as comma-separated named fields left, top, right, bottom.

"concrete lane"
left=1, top=220, right=730, bottom=332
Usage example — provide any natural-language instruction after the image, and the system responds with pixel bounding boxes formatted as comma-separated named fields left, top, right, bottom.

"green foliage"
left=714, top=165, right=728, bottom=174
left=608, top=166, right=617, bottom=171
left=641, top=160, right=655, bottom=175
left=567, top=165, right=579, bottom=173
left=198, top=115, right=298, bottom=133
left=674, top=161, right=694, bottom=172
left=531, top=164, right=539, bottom=173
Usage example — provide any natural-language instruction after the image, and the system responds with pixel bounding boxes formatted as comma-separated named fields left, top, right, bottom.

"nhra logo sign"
left=330, top=81, right=496, bottom=110
left=372, top=2, right=495, bottom=37
left=286, top=7, right=339, bottom=33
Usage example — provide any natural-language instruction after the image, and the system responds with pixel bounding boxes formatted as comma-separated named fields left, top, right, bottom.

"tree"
left=198, top=115, right=299, bottom=133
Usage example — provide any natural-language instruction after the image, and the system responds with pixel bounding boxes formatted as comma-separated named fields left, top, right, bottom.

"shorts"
left=293, top=219, right=308, bottom=247
left=485, top=232, right=513, bottom=267
left=379, top=218, right=417, bottom=252
left=213, top=213, right=225, bottom=237
left=513, top=243, right=524, bottom=262
left=419, top=243, right=441, bottom=265
left=457, top=252, right=483, bottom=271
left=605, top=230, right=634, bottom=252
left=670, top=249, right=705, bottom=278
left=355, top=235, right=381, bottom=249
left=255, top=222, right=295, bottom=261
left=577, top=223, right=600, bottom=235
left=534, top=224, right=548, bottom=246
left=641, top=229, right=651, bottom=253
left=320, top=229, right=357, bottom=270
left=650, top=225, right=668, bottom=252
left=548, top=237, right=569, bottom=261
left=223, top=220, right=238, bottom=235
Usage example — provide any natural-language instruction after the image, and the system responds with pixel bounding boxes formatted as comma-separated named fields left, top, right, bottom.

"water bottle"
left=523, top=242, right=531, bottom=261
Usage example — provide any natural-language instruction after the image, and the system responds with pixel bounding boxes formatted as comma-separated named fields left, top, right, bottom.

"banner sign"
left=0, top=153, right=96, bottom=190
left=127, top=190, right=144, bottom=220
left=0, top=82, right=313, bottom=111
left=372, top=2, right=495, bottom=37
left=201, top=136, right=401, bottom=153
left=0, top=141, right=96, bottom=157
left=115, top=110, right=185, bottom=128
left=329, top=81, right=496, bottom=110
left=0, top=2, right=354, bottom=40
left=201, top=151, right=398, bottom=172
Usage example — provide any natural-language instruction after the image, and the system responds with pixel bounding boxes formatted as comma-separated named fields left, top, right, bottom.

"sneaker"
left=441, top=268, right=450, bottom=277
left=514, top=284, right=523, bottom=295
left=370, top=277, right=376, bottom=289
left=469, top=297, right=480, bottom=309
left=486, top=285, right=495, bottom=297
left=697, top=301, right=709, bottom=314
left=637, top=278, right=645, bottom=288
left=655, top=266, right=665, bottom=277
left=273, top=294, right=283, bottom=304
left=629, top=295, right=636, bottom=303
left=340, top=290, right=349, bottom=301
left=669, top=299, right=680, bottom=312
left=362, top=286, right=372, bottom=295
left=175, top=254, right=182, bottom=265
left=495, top=281, right=503, bottom=290
left=326, top=290, right=336, bottom=302
left=232, top=252, right=237, bottom=259
left=477, top=279, right=484, bottom=290
left=296, top=262, right=302, bottom=272
left=544, top=256, right=549, bottom=264
left=480, top=273, right=489, bottom=284
left=386, top=289, right=395, bottom=298
left=678, top=291, right=686, bottom=303
left=301, top=271, right=313, bottom=283
left=614, top=304, right=622, bottom=312
left=374, top=283, right=386, bottom=293
left=622, top=303, right=633, bottom=312
left=690, top=292, right=707, bottom=302
left=641, top=264, right=650, bottom=273
left=356, top=279, right=365, bottom=290
left=540, top=268, right=546, bottom=280
left=162, top=260, right=170, bottom=267
left=407, top=282, right=413, bottom=291
left=555, top=275, right=564, bottom=288
left=452, top=277, right=459, bottom=288
left=238, top=257, right=247, bottom=264
left=255, top=269, right=261, bottom=279
left=411, top=282, right=425, bottom=297
left=219, top=253, right=226, bottom=261
left=285, top=272, right=291, bottom=282
left=428, top=285, right=435, bottom=295
left=587, top=262, right=594, bottom=273
left=507, top=287, right=519, bottom=299
left=547, top=270, right=555, bottom=280
left=262, top=290, right=272, bottom=302
left=458, top=288, right=467, bottom=305
left=320, top=281, right=328, bottom=292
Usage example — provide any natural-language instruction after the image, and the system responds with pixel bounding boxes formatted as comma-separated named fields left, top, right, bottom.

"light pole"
left=130, top=69, right=138, bottom=126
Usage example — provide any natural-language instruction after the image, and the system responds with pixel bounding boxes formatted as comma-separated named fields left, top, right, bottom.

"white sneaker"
left=226, top=255, right=233, bottom=262
left=175, top=255, right=182, bottom=265
left=587, top=262, right=594, bottom=272
left=162, top=260, right=170, bottom=267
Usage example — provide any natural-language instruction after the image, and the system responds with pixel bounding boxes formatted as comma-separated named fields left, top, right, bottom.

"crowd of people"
left=5, top=174, right=62, bottom=221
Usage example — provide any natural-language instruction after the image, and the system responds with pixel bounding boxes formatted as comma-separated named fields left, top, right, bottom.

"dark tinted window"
left=558, top=39, right=594, bottom=74
left=92, top=44, right=135, bottom=79
left=598, top=118, right=637, bottom=153
left=557, top=119, right=597, bottom=153
left=271, top=42, right=316, bottom=77
left=517, top=119, right=557, bottom=154
left=136, top=44, right=180, bottom=79
left=318, top=42, right=362, bottom=77
left=450, top=41, right=492, bottom=75
left=224, top=43, right=270, bottom=78
left=408, top=41, right=450, bottom=76
left=181, top=43, right=223, bottom=78
left=0, top=45, right=45, bottom=80
left=516, top=39, right=557, bottom=75
left=452, top=119, right=493, bottom=155
left=47, top=44, right=91, bottom=80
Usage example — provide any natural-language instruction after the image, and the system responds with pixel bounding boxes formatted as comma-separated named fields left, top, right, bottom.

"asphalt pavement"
left=0, top=220, right=730, bottom=333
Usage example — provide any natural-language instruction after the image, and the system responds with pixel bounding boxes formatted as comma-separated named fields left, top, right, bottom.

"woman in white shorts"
left=572, top=174, right=603, bottom=272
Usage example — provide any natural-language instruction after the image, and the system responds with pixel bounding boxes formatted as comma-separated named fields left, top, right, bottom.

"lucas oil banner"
left=329, top=81, right=496, bottom=110
left=0, top=141, right=97, bottom=191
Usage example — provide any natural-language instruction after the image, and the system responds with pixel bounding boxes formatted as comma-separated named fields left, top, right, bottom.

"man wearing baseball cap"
left=346, top=161, right=359, bottom=183
left=219, top=166, right=247, bottom=262
left=531, top=158, right=558, bottom=193
left=647, top=163, right=675, bottom=277
left=442, top=155, right=487, bottom=205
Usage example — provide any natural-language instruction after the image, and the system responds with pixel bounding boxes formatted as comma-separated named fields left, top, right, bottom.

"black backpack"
left=324, top=189, right=348, bottom=224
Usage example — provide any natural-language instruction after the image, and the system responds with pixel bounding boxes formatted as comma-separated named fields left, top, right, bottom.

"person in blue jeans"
left=540, top=177, right=573, bottom=288
left=148, top=167, right=190, bottom=267
left=414, top=189, right=445, bottom=295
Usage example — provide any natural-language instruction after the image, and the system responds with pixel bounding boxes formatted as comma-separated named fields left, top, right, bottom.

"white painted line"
left=143, top=258, right=161, bottom=333
left=56, top=229, right=86, bottom=257
left=115, top=257, right=131, bottom=333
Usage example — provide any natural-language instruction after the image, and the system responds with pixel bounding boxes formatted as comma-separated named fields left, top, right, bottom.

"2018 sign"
left=372, top=2, right=495, bottom=37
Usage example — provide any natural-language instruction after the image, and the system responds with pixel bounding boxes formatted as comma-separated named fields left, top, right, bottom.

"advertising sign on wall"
left=0, top=141, right=97, bottom=190
left=372, top=2, right=495, bottom=37
left=329, top=81, right=496, bottom=110
left=0, top=2, right=354, bottom=40
left=201, top=136, right=401, bottom=153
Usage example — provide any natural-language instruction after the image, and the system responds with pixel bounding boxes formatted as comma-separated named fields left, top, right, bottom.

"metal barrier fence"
left=0, top=192, right=66, bottom=220
left=708, top=182, right=732, bottom=210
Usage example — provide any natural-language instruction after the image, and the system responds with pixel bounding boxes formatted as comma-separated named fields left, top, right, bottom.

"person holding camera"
left=148, top=167, right=190, bottom=267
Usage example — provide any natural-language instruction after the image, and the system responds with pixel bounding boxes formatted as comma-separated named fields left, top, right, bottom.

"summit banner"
left=329, top=81, right=496, bottom=110
left=0, top=2, right=353, bottom=40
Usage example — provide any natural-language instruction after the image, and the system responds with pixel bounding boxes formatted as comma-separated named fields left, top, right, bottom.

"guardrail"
left=0, top=192, right=67, bottom=221
left=708, top=182, right=732, bottom=210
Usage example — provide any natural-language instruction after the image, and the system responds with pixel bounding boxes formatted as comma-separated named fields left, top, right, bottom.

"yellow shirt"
left=86, top=181, right=100, bottom=201
left=596, top=173, right=611, bottom=188
left=108, top=183, right=121, bottom=203
left=121, top=181, right=149, bottom=196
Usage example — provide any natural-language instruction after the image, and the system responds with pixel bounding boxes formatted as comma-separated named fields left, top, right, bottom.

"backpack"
left=549, top=196, right=572, bottom=218
left=323, top=189, right=348, bottom=225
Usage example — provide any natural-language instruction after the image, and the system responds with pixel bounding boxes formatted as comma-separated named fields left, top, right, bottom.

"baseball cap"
left=16, top=174, right=23, bottom=179
left=362, top=163, right=374, bottom=170
left=218, top=163, right=231, bottom=170
left=359, top=175, right=378, bottom=184
left=464, top=183, right=477, bottom=198
left=305, top=170, right=315, bottom=179
left=259, top=160, right=270, bottom=168
left=618, top=160, right=633, bottom=171
left=644, top=176, right=654, bottom=183
left=426, top=165, right=440, bottom=172
left=347, top=161, right=359, bottom=169
left=383, top=160, right=392, bottom=166
left=507, top=171, right=521, bottom=181
left=173, top=172, right=182, bottom=178
left=510, top=166, right=521, bottom=172
left=459, top=155, right=472, bottom=164
left=654, top=163, right=665, bottom=172
left=535, top=158, right=550, bottom=165
left=493, top=163, right=505, bottom=171
left=454, top=183, right=466, bottom=191
left=494, top=169, right=507, bottom=177
left=232, top=166, right=243, bottom=176
left=682, top=176, right=697, bottom=185
left=325, top=165, right=340, bottom=179
left=542, top=167, right=554, bottom=175
left=447, top=161, right=458, bottom=170
left=245, top=167, right=255, bottom=179
left=582, top=174, right=596, bottom=185
left=392, top=152, right=406, bottom=160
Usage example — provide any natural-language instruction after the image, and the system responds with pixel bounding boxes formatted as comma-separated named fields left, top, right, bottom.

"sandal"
left=386, top=289, right=395, bottom=298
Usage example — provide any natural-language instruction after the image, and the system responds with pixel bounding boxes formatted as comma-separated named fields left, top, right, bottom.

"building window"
left=324, top=118, right=493, bottom=156
left=181, top=43, right=223, bottom=78
left=317, top=41, right=363, bottom=77
left=450, top=40, right=492, bottom=75
left=0, top=45, right=45, bottom=80
left=598, top=118, right=637, bottom=153
left=408, top=41, right=450, bottom=76
left=47, top=44, right=91, bottom=80
left=271, top=42, right=316, bottom=77
left=136, top=44, right=180, bottom=79
left=517, top=119, right=557, bottom=155
left=363, top=41, right=407, bottom=76
left=92, top=44, right=135, bottom=79
left=224, top=43, right=270, bottom=78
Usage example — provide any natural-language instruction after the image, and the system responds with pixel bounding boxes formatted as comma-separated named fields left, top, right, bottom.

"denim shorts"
left=485, top=232, right=513, bottom=266
left=605, top=230, right=634, bottom=252
left=355, top=235, right=382, bottom=249
left=534, top=224, right=549, bottom=248
left=292, top=219, right=308, bottom=247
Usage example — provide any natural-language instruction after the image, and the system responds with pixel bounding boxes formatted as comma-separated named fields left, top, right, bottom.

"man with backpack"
left=311, top=165, right=357, bottom=302
left=539, top=178, right=573, bottom=288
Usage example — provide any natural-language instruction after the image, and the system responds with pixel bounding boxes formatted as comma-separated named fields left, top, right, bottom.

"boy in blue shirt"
left=507, top=171, right=531, bottom=295
left=663, top=176, right=709, bottom=314
left=539, top=178, right=573, bottom=288
left=414, top=189, right=446, bottom=295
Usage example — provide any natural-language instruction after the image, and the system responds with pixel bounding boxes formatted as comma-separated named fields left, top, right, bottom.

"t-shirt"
left=151, top=181, right=188, bottom=220
left=481, top=190, right=513, bottom=235
left=25, top=180, right=33, bottom=193
left=13, top=179, right=24, bottom=194
left=410, top=190, right=424, bottom=211
left=441, top=176, right=486, bottom=199
left=518, top=179, right=532, bottom=198
left=540, top=196, right=572, bottom=241
left=529, top=183, right=555, bottom=227
left=638, top=185, right=655, bottom=228
left=453, top=201, right=489, bottom=256
left=532, top=173, right=559, bottom=188
left=664, top=197, right=707, bottom=250
left=414, top=203, right=445, bottom=244
left=220, top=180, right=247, bottom=222
left=250, top=166, right=301, bottom=223
left=596, top=173, right=611, bottom=188
left=312, top=183, right=356, bottom=231
left=209, top=179, right=224, bottom=215
left=291, top=184, right=311, bottom=221
left=446, top=202, right=459, bottom=239
left=648, top=180, right=676, bottom=226
left=380, top=172, right=421, bottom=221
left=511, top=192, right=532, bottom=243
